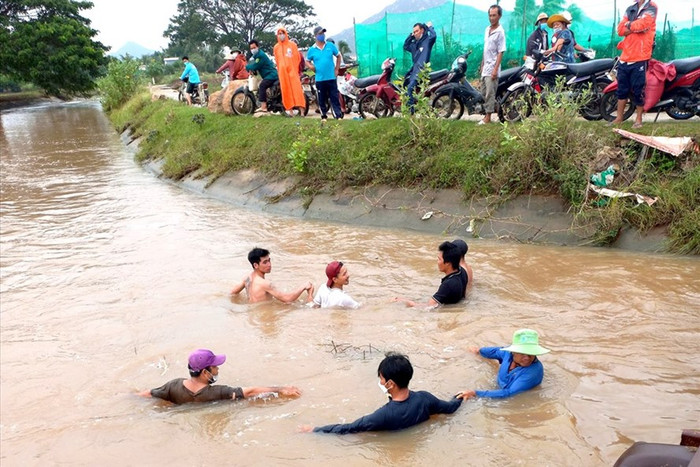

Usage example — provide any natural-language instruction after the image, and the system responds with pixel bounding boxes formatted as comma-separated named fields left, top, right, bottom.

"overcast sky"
left=85, top=0, right=697, bottom=52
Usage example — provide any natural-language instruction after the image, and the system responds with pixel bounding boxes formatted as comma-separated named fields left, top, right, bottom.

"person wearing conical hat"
left=457, top=329, right=551, bottom=399
left=526, top=13, right=549, bottom=59
left=545, top=13, right=575, bottom=63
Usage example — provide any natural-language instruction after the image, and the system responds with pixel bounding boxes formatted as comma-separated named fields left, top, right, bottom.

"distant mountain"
left=110, top=41, right=156, bottom=58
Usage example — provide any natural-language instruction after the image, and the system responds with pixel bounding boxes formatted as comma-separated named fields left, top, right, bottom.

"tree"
left=509, top=0, right=539, bottom=32
left=0, top=0, right=108, bottom=96
left=163, top=0, right=315, bottom=54
left=542, top=0, right=565, bottom=15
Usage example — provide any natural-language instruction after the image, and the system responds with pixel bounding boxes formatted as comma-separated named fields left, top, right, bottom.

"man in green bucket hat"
left=457, top=329, right=550, bottom=399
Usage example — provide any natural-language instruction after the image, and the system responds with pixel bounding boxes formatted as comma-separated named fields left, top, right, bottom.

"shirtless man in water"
left=231, top=247, right=314, bottom=303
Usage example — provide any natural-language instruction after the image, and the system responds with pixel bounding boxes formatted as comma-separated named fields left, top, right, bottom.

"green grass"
left=108, top=91, right=700, bottom=254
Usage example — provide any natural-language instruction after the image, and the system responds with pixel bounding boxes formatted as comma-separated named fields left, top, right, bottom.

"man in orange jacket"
left=612, top=0, right=658, bottom=128
left=273, top=27, right=306, bottom=116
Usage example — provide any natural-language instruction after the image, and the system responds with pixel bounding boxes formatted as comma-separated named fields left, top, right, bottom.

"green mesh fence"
left=354, top=0, right=699, bottom=79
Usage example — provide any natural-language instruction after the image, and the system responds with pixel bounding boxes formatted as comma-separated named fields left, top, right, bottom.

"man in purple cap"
left=140, top=349, right=301, bottom=404
left=312, top=261, right=360, bottom=308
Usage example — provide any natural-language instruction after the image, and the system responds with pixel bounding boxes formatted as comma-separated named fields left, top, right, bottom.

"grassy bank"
left=110, top=91, right=700, bottom=254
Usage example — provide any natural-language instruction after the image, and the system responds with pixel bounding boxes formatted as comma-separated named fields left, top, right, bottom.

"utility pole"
left=521, top=0, right=528, bottom=58
left=610, top=0, right=617, bottom=52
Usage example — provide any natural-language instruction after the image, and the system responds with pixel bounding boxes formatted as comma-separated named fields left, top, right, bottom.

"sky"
left=85, top=0, right=697, bottom=53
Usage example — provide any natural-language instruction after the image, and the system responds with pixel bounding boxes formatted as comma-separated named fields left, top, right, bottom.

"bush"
left=97, top=58, right=144, bottom=111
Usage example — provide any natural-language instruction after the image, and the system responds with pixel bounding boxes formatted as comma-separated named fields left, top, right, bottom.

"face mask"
left=250, top=48, right=258, bottom=56
left=231, top=52, right=238, bottom=59
left=554, top=27, right=562, bottom=33
left=540, top=23, right=547, bottom=30
left=316, top=34, right=325, bottom=42
left=278, top=33, right=286, bottom=41
left=205, top=369, right=218, bottom=384
left=378, top=379, right=389, bottom=395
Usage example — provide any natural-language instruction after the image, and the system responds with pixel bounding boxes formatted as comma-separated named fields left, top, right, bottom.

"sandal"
left=254, top=108, right=268, bottom=114
left=631, top=122, right=643, bottom=129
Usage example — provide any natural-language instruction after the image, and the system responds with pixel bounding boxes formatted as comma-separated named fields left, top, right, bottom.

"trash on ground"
left=588, top=184, right=658, bottom=206
left=590, top=164, right=620, bottom=187
left=421, top=211, right=433, bottom=220
left=613, top=129, right=698, bottom=157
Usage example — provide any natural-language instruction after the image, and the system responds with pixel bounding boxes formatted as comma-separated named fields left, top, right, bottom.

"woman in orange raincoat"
left=273, top=27, right=306, bottom=114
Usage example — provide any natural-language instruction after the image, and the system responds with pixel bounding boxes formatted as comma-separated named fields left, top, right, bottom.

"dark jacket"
left=526, top=28, right=549, bottom=57
left=403, top=25, right=437, bottom=80
left=245, top=50, right=278, bottom=81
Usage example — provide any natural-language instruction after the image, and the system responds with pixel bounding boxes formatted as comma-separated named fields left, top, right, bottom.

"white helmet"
left=562, top=11, right=573, bottom=22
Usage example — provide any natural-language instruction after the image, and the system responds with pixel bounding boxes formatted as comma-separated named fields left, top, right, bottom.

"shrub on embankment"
left=109, top=91, right=700, bottom=254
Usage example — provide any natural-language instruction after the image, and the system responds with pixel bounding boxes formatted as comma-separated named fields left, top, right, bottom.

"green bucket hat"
left=502, top=329, right=550, bottom=356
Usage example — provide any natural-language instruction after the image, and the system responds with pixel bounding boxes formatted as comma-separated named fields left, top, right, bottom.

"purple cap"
left=188, top=349, right=226, bottom=371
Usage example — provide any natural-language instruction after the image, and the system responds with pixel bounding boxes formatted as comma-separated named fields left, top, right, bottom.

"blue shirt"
left=313, top=390, right=462, bottom=434
left=306, top=42, right=339, bottom=82
left=552, top=29, right=575, bottom=63
left=180, top=61, right=200, bottom=84
left=475, top=347, right=544, bottom=398
left=403, top=25, right=437, bottom=79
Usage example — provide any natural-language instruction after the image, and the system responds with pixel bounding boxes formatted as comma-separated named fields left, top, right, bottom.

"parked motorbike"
left=431, top=51, right=525, bottom=119
left=178, top=77, right=209, bottom=106
left=230, top=72, right=310, bottom=116
left=498, top=52, right=617, bottom=122
left=357, top=57, right=454, bottom=119
left=599, top=56, right=700, bottom=121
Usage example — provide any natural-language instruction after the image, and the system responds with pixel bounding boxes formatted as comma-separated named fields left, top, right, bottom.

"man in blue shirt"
left=179, top=56, right=201, bottom=106
left=305, top=26, right=342, bottom=120
left=457, top=329, right=550, bottom=399
left=403, top=21, right=436, bottom=113
left=299, top=352, right=462, bottom=434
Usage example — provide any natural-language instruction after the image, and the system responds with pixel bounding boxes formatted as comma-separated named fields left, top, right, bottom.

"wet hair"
left=378, top=352, right=413, bottom=389
left=188, top=364, right=211, bottom=377
left=248, top=247, right=270, bottom=267
left=489, top=5, right=503, bottom=17
left=438, top=241, right=461, bottom=270
left=181, top=56, right=189, bottom=61
left=249, top=39, right=260, bottom=47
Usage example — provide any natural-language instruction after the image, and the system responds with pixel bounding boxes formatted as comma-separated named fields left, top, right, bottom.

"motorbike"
left=430, top=51, right=525, bottom=120
left=599, top=56, right=700, bottom=121
left=498, top=52, right=618, bottom=122
left=230, top=72, right=310, bottom=116
left=178, top=77, right=209, bottom=106
left=357, top=57, right=455, bottom=119
left=300, top=73, right=318, bottom=112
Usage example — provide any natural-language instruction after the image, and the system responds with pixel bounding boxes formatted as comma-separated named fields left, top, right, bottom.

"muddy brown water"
left=1, top=101, right=698, bottom=466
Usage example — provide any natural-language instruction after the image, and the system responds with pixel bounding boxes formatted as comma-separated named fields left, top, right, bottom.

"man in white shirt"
left=313, top=261, right=360, bottom=309
left=479, top=4, right=506, bottom=124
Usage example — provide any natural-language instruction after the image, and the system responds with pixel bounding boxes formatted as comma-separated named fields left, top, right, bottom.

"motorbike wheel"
left=599, top=91, right=635, bottom=122
left=580, top=79, right=611, bottom=121
left=432, top=92, right=465, bottom=120
left=231, top=90, right=255, bottom=115
left=498, top=87, right=533, bottom=123
left=358, top=93, right=391, bottom=119
left=178, top=91, right=185, bottom=102
left=665, top=104, right=695, bottom=120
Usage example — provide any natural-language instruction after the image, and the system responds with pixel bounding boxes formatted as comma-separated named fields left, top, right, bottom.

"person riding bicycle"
left=180, top=56, right=201, bottom=106
left=245, top=40, right=279, bottom=113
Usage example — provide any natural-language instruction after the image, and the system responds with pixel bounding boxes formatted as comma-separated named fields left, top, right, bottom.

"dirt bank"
left=120, top=129, right=669, bottom=252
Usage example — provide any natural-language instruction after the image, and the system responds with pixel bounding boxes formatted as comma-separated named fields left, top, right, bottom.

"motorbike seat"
left=670, top=57, right=700, bottom=76
left=354, top=74, right=381, bottom=89
left=565, top=58, right=615, bottom=77
left=428, top=69, right=450, bottom=83
left=500, top=66, right=523, bottom=81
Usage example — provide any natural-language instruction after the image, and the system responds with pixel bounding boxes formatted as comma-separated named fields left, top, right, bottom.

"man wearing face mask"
left=298, top=352, right=461, bottom=434
left=526, top=13, right=549, bottom=58
left=140, top=349, right=301, bottom=404
left=306, top=26, right=343, bottom=120
left=273, top=27, right=307, bottom=115
left=245, top=39, right=279, bottom=113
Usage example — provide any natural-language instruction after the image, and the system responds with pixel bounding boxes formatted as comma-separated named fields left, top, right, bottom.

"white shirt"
left=482, top=24, right=506, bottom=77
left=313, top=284, right=360, bottom=309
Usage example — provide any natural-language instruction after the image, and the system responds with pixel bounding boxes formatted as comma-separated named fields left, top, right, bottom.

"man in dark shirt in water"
left=139, top=349, right=301, bottom=404
left=393, top=241, right=466, bottom=307
left=299, top=352, right=462, bottom=434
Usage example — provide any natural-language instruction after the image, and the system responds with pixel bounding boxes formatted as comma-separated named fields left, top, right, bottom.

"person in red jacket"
left=216, top=49, right=249, bottom=82
left=612, top=0, right=658, bottom=128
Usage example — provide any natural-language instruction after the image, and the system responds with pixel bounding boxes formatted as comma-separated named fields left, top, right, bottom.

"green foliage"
left=654, top=23, right=677, bottom=62
left=96, top=58, right=143, bottom=111
left=110, top=93, right=700, bottom=253
left=0, top=0, right=108, bottom=97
